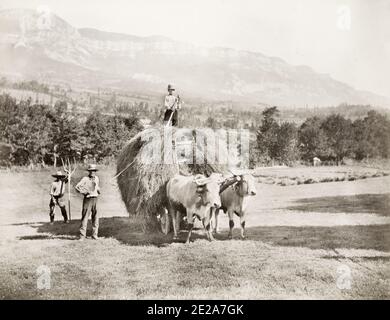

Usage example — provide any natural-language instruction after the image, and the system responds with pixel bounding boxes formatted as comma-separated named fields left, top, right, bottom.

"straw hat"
left=52, top=170, right=66, bottom=178
left=86, top=164, right=98, bottom=171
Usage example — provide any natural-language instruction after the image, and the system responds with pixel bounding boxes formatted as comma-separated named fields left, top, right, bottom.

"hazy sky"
left=1, top=0, right=389, bottom=97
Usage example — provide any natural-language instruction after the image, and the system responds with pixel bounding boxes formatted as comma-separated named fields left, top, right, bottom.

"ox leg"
left=175, top=211, right=181, bottom=234
left=209, top=208, right=214, bottom=232
left=214, top=208, right=220, bottom=234
left=169, top=206, right=179, bottom=240
left=240, top=212, right=246, bottom=240
left=228, top=210, right=234, bottom=240
left=202, top=211, right=215, bottom=242
left=185, top=212, right=194, bottom=244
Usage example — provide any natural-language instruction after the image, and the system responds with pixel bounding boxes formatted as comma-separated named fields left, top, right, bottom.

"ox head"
left=225, top=170, right=257, bottom=197
left=235, top=173, right=257, bottom=197
left=193, top=174, right=222, bottom=208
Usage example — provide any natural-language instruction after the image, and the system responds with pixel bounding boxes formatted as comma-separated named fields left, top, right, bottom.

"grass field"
left=0, top=166, right=389, bottom=299
left=253, top=165, right=389, bottom=186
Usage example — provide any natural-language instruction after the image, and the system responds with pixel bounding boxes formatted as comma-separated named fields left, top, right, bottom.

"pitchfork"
left=61, top=158, right=78, bottom=221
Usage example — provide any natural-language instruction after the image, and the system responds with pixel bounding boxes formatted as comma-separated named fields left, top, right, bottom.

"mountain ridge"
left=0, top=8, right=388, bottom=107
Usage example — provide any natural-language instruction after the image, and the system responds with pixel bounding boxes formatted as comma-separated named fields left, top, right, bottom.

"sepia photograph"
left=0, top=0, right=389, bottom=303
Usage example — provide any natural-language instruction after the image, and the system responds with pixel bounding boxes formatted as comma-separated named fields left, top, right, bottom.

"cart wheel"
left=160, top=211, right=171, bottom=235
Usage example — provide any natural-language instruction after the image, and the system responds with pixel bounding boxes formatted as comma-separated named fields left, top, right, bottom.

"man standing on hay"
left=163, top=84, right=181, bottom=126
left=49, top=170, right=69, bottom=224
left=75, top=164, right=101, bottom=241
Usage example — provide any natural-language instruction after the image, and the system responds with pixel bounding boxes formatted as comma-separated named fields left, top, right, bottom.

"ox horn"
left=194, top=177, right=210, bottom=186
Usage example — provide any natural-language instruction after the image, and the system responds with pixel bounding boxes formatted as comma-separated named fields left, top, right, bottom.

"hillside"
left=0, top=8, right=389, bottom=107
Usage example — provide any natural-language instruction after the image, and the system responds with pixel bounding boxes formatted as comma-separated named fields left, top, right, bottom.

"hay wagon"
left=116, top=127, right=231, bottom=234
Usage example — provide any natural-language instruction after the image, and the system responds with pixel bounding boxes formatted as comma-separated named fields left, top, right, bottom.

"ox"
left=213, top=173, right=257, bottom=239
left=166, top=174, right=222, bottom=243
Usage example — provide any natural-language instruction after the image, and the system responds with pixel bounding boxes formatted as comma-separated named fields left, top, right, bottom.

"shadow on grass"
left=18, top=234, right=75, bottom=241
left=8, top=222, right=45, bottom=226
left=285, top=193, right=390, bottom=216
left=29, top=217, right=207, bottom=246
left=322, top=256, right=390, bottom=262
left=238, top=224, right=390, bottom=252
left=18, top=216, right=390, bottom=251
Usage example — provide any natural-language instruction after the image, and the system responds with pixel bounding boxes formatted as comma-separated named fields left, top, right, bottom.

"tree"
left=299, top=116, right=328, bottom=161
left=367, top=111, right=390, bottom=158
left=352, top=111, right=390, bottom=159
left=54, top=100, right=68, bottom=113
left=83, top=111, right=110, bottom=160
left=256, top=107, right=280, bottom=163
left=261, top=106, right=280, bottom=132
left=3, top=102, right=53, bottom=165
left=50, top=109, right=84, bottom=162
left=83, top=111, right=141, bottom=161
left=0, top=77, right=7, bottom=87
left=0, top=94, right=19, bottom=142
left=276, top=122, right=299, bottom=165
left=352, top=118, right=371, bottom=160
left=105, top=113, right=141, bottom=156
left=321, top=114, right=353, bottom=164
left=206, top=116, right=218, bottom=129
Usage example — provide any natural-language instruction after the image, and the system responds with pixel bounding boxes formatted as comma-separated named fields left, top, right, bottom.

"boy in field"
left=49, top=170, right=69, bottom=224
left=163, top=84, right=181, bottom=126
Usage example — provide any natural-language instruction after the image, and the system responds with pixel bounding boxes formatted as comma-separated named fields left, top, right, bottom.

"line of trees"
left=252, top=107, right=390, bottom=166
left=0, top=78, right=50, bottom=94
left=1, top=94, right=389, bottom=167
left=0, top=94, right=141, bottom=166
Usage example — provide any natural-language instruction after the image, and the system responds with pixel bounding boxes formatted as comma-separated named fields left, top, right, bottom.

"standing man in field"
left=75, top=164, right=101, bottom=240
left=163, top=84, right=181, bottom=126
left=49, top=170, right=69, bottom=224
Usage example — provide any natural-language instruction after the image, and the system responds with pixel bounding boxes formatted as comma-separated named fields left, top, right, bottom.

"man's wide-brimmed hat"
left=52, top=170, right=66, bottom=178
left=87, top=164, right=98, bottom=171
left=167, top=84, right=175, bottom=91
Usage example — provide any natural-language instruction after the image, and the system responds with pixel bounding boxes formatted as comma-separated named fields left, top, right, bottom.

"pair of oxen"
left=164, top=172, right=257, bottom=243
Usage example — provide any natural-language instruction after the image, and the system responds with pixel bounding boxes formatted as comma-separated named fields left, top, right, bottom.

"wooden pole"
left=68, top=158, right=71, bottom=221
left=62, top=158, right=77, bottom=222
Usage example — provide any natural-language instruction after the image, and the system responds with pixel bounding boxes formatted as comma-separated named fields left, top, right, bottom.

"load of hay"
left=116, top=126, right=232, bottom=227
